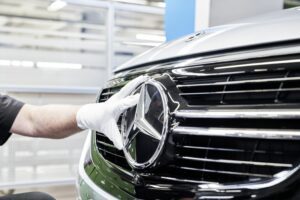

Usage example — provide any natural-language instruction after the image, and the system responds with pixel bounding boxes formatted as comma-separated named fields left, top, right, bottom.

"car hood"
left=115, top=7, right=300, bottom=72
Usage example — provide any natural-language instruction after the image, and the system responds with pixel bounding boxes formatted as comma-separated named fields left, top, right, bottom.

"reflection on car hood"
left=115, top=7, right=300, bottom=72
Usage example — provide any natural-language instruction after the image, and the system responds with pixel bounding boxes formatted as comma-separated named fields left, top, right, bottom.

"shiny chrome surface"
left=173, top=126, right=300, bottom=140
left=171, top=165, right=273, bottom=178
left=122, top=79, right=169, bottom=169
left=198, top=165, right=300, bottom=191
left=177, top=76, right=300, bottom=88
left=175, top=109, right=300, bottom=119
left=157, top=176, right=216, bottom=184
left=176, top=156, right=292, bottom=168
left=180, top=88, right=300, bottom=95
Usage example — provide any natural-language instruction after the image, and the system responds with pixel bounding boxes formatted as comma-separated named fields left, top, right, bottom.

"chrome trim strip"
left=97, top=147, right=126, bottom=159
left=157, top=176, right=216, bottom=184
left=177, top=156, right=292, bottom=168
left=175, top=109, right=300, bottom=119
left=100, top=91, right=116, bottom=96
left=96, top=140, right=116, bottom=148
left=173, top=126, right=300, bottom=140
left=214, top=59, right=300, bottom=70
left=198, top=166, right=300, bottom=191
left=176, top=145, right=283, bottom=155
left=78, top=131, right=118, bottom=200
left=177, top=76, right=300, bottom=88
left=198, top=196, right=234, bottom=199
left=172, top=166, right=272, bottom=178
left=179, top=87, right=300, bottom=95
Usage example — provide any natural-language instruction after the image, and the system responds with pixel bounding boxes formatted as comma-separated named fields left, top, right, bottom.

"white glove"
left=76, top=76, right=148, bottom=150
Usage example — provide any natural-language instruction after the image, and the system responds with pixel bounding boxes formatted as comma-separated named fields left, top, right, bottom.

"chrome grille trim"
left=96, top=140, right=115, bottom=148
left=173, top=126, right=300, bottom=140
left=176, top=156, right=293, bottom=168
left=170, top=166, right=273, bottom=178
left=179, top=88, right=300, bottom=95
left=97, top=147, right=126, bottom=159
left=175, top=109, right=300, bottom=119
left=176, top=145, right=283, bottom=155
left=148, top=176, right=217, bottom=184
left=100, top=91, right=116, bottom=96
left=213, top=59, right=300, bottom=70
left=177, top=76, right=300, bottom=88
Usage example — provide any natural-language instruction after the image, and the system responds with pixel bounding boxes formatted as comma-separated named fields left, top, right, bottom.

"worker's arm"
left=11, top=104, right=81, bottom=139
left=10, top=76, right=147, bottom=149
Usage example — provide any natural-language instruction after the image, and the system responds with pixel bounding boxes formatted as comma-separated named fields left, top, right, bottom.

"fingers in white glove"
left=113, top=75, right=149, bottom=99
left=103, top=119, right=123, bottom=150
left=114, top=94, right=140, bottom=119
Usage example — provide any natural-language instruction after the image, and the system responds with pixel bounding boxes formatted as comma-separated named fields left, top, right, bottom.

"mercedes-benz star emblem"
left=121, top=79, right=168, bottom=169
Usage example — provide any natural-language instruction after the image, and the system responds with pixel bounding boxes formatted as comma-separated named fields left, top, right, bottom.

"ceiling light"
left=0, top=60, right=10, bottom=66
left=116, top=0, right=148, bottom=5
left=136, top=33, right=166, bottom=42
left=47, top=0, right=67, bottom=12
left=11, top=60, right=22, bottom=67
left=150, top=2, right=166, bottom=8
left=123, top=41, right=161, bottom=47
left=155, top=2, right=166, bottom=8
left=21, top=61, right=34, bottom=68
left=37, top=62, right=82, bottom=69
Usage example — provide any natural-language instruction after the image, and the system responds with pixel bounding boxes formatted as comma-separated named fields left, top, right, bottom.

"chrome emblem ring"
left=121, top=79, right=169, bottom=169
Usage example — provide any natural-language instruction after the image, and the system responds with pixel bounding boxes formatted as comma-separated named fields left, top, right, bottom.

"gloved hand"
left=76, top=76, right=148, bottom=150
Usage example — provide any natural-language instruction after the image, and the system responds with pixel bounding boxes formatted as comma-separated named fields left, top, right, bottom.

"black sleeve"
left=0, top=94, right=24, bottom=145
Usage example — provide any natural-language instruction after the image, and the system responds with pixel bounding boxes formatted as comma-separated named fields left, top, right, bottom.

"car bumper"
left=76, top=132, right=118, bottom=200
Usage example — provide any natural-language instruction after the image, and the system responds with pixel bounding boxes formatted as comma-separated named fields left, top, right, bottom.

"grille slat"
left=96, top=140, right=115, bottom=148
left=176, top=145, right=284, bottom=155
left=173, top=126, right=300, bottom=140
left=175, top=109, right=300, bottom=119
left=143, top=175, right=217, bottom=184
left=179, top=87, right=300, bottom=95
left=97, top=146, right=126, bottom=159
left=177, top=76, right=300, bottom=88
left=176, top=155, right=292, bottom=168
left=170, top=165, right=273, bottom=178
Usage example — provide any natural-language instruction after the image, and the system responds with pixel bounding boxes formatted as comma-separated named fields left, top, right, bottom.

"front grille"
left=95, top=55, right=300, bottom=186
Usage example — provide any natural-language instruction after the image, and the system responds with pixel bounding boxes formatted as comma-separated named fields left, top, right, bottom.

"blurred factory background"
left=0, top=0, right=299, bottom=199
left=0, top=0, right=164, bottom=198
